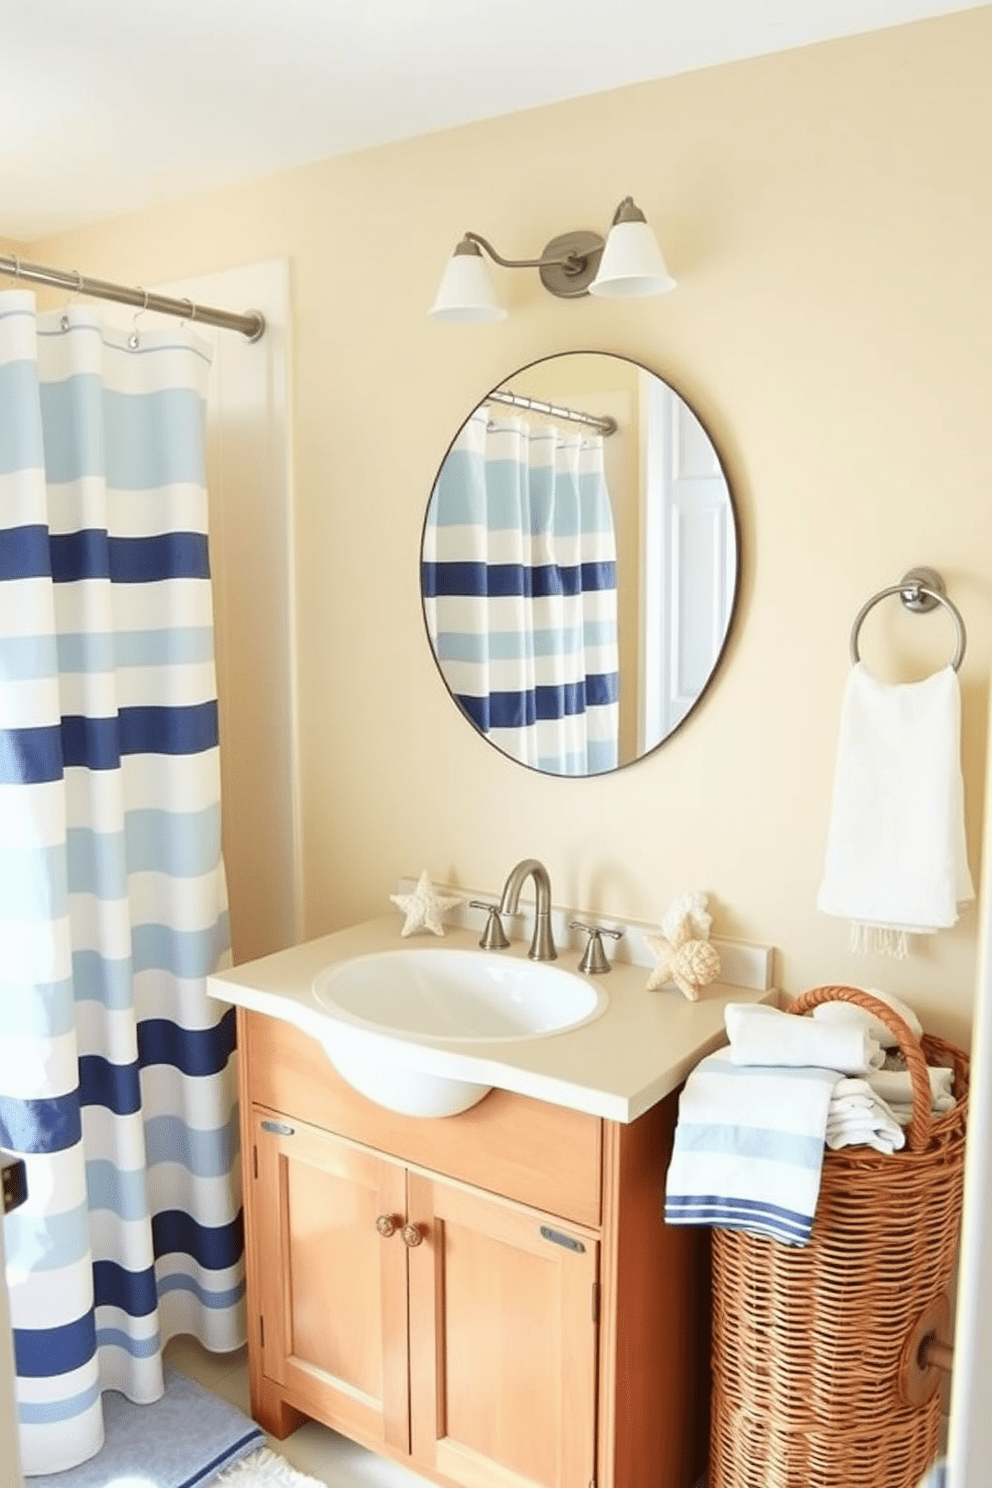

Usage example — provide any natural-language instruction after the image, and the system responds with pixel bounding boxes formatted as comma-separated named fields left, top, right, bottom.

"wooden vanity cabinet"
left=238, top=1008, right=709, bottom=1488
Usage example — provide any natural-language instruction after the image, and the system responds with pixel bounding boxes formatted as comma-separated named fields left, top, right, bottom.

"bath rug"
left=29, top=1365, right=265, bottom=1488
left=213, top=1448, right=325, bottom=1488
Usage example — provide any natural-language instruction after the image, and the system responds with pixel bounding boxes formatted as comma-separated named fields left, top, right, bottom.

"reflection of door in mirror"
left=421, top=354, right=739, bottom=777
left=638, top=372, right=737, bottom=750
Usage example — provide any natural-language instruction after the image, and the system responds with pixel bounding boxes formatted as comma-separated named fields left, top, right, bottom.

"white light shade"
left=588, top=219, right=676, bottom=299
left=428, top=250, right=506, bottom=323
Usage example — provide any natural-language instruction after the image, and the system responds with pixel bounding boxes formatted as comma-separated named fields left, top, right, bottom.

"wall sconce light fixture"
left=428, top=196, right=676, bottom=323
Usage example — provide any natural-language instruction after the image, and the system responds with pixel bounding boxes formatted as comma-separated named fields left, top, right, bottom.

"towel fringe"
left=848, top=922, right=910, bottom=958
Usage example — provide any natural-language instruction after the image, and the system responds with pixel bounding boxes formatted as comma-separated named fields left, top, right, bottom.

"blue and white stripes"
left=664, top=1053, right=839, bottom=1246
left=423, top=408, right=620, bottom=775
left=0, top=291, right=242, bottom=1473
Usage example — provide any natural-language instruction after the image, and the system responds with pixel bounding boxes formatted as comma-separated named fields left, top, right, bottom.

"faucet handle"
left=470, top=900, right=510, bottom=951
left=570, top=921, right=623, bottom=975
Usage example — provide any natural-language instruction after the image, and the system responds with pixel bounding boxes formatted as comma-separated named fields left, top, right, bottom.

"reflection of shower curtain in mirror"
left=423, top=408, right=619, bottom=775
left=0, top=291, right=242, bottom=1474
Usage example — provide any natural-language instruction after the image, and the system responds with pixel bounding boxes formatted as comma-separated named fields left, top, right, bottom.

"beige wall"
left=25, top=10, right=992, bottom=1046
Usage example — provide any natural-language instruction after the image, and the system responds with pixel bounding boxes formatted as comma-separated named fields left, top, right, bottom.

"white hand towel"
left=867, top=1065, right=956, bottom=1125
left=665, top=1052, right=839, bottom=1246
left=817, top=663, right=974, bottom=957
left=826, top=1077, right=906, bottom=1153
left=725, top=1003, right=883, bottom=1074
left=812, top=986, right=923, bottom=1049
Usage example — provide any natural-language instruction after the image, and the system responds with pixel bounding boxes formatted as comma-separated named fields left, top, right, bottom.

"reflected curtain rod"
left=486, top=388, right=617, bottom=436
left=0, top=252, right=265, bottom=341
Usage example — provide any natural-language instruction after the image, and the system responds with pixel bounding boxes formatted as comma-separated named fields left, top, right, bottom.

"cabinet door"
left=252, top=1109, right=410, bottom=1453
left=407, top=1173, right=600, bottom=1488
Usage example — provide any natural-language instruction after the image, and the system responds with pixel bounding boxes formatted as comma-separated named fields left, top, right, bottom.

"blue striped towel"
left=664, top=1053, right=841, bottom=1246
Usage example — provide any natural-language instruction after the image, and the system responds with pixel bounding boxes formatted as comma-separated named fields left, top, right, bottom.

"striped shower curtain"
left=0, top=291, right=243, bottom=1474
left=422, top=408, right=620, bottom=775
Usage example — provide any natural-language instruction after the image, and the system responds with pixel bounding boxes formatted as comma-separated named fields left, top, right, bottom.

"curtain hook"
left=60, top=270, right=84, bottom=332
left=128, top=288, right=149, bottom=349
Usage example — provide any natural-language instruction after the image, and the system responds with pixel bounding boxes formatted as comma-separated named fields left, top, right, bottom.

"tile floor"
left=163, top=1336, right=433, bottom=1488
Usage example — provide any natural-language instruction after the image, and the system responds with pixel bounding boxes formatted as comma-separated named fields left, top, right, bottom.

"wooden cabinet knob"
left=375, top=1214, right=398, bottom=1238
left=401, top=1222, right=424, bottom=1248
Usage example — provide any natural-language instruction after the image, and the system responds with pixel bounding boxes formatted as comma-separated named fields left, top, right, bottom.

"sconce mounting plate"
left=539, top=230, right=605, bottom=299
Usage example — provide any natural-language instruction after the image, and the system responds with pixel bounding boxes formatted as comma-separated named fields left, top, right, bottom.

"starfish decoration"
left=389, top=871, right=461, bottom=937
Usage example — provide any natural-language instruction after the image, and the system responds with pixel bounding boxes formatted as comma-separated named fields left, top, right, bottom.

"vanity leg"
left=252, top=1376, right=308, bottom=1439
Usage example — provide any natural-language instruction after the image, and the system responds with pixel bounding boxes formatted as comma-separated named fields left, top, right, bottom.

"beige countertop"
left=209, top=913, right=777, bottom=1123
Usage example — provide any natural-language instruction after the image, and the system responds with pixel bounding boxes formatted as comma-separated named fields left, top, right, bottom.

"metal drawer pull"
left=401, top=1223, right=424, bottom=1248
left=260, top=1120, right=295, bottom=1137
left=540, top=1224, right=585, bottom=1253
left=375, top=1214, right=399, bottom=1238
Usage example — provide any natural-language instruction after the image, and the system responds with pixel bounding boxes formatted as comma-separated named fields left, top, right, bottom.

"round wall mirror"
left=421, top=352, right=740, bottom=776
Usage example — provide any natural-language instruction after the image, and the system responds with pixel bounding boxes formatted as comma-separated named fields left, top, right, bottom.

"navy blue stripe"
left=1, top=529, right=209, bottom=584
left=78, top=1055, right=142, bottom=1116
left=0, top=1092, right=82, bottom=1154
left=1, top=703, right=218, bottom=783
left=49, top=531, right=210, bottom=584
left=152, top=1208, right=244, bottom=1270
left=138, top=1006, right=237, bottom=1077
left=14, top=1311, right=96, bottom=1377
left=0, top=525, right=52, bottom=581
left=117, top=702, right=218, bottom=757
left=0, top=724, right=64, bottom=784
left=181, top=1430, right=265, bottom=1488
left=422, top=560, right=616, bottom=599
left=93, top=1259, right=159, bottom=1317
left=457, top=675, right=618, bottom=732
left=668, top=1193, right=810, bottom=1225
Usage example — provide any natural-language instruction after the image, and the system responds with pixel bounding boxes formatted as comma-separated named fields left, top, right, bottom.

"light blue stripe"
left=674, top=1122, right=826, bottom=1169
left=64, top=807, right=221, bottom=891
left=4, top=1201, right=90, bottom=1271
left=0, top=633, right=58, bottom=684
left=86, top=1161, right=149, bottom=1222
left=18, top=1378, right=102, bottom=1426
left=0, top=360, right=45, bottom=474
left=585, top=739, right=618, bottom=774
left=39, top=381, right=205, bottom=489
left=67, top=826, right=126, bottom=900
left=132, top=914, right=231, bottom=979
left=583, top=619, right=618, bottom=648
left=57, top=627, right=216, bottom=674
left=125, top=805, right=222, bottom=877
left=156, top=1273, right=245, bottom=1309
left=0, top=628, right=215, bottom=683
left=0, top=977, right=75, bottom=1038
left=0, top=842, right=67, bottom=919
left=145, top=1109, right=240, bottom=1176
left=436, top=626, right=588, bottom=664
left=73, top=950, right=133, bottom=1009
left=94, top=1325, right=162, bottom=1358
left=535, top=751, right=591, bottom=776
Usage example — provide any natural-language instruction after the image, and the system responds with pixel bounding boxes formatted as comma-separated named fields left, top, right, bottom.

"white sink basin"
left=312, top=948, right=608, bottom=1118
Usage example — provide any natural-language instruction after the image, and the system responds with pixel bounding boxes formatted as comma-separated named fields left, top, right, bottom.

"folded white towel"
left=826, top=1078, right=906, bottom=1153
left=867, top=1064, right=955, bottom=1109
left=817, top=663, right=974, bottom=957
left=665, top=1053, right=839, bottom=1246
left=812, top=986, right=923, bottom=1049
left=725, top=1003, right=884, bottom=1074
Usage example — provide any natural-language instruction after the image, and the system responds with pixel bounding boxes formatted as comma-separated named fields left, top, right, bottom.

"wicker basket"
left=710, top=985, right=969, bottom=1488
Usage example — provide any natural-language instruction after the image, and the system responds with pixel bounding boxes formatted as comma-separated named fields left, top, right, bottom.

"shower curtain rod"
left=487, top=387, right=617, bottom=436
left=0, top=252, right=265, bottom=341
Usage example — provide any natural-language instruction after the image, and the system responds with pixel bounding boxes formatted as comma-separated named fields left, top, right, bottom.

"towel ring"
left=849, top=567, right=966, bottom=671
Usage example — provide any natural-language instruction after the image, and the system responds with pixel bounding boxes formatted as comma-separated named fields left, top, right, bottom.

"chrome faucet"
left=498, top=858, right=557, bottom=962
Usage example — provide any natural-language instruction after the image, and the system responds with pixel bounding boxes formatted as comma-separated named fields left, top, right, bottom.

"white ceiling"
left=1, top=0, right=985, bottom=240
